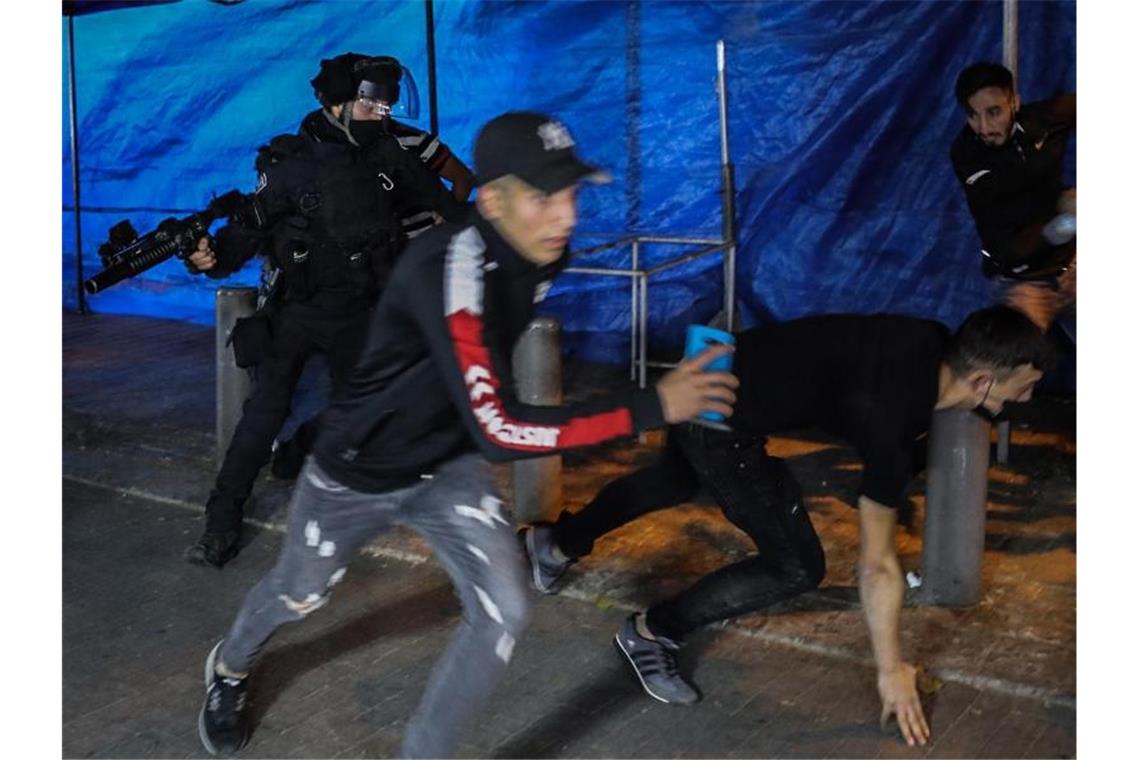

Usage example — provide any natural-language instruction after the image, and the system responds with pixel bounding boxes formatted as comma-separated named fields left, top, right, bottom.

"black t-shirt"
left=730, top=314, right=949, bottom=509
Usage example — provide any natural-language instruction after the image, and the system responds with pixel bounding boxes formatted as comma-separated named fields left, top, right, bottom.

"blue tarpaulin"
left=63, top=0, right=1075, bottom=363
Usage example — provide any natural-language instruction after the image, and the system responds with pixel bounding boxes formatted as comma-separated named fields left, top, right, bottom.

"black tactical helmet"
left=310, top=52, right=402, bottom=108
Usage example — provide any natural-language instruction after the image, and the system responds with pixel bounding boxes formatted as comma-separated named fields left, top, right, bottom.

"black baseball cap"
left=474, top=112, right=610, bottom=194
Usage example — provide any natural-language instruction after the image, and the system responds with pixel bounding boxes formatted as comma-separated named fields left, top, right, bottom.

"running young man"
left=196, top=111, right=737, bottom=758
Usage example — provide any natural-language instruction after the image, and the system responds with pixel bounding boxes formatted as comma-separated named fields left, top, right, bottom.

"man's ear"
left=476, top=185, right=502, bottom=221
left=1011, top=92, right=1021, bottom=115
left=968, top=369, right=994, bottom=396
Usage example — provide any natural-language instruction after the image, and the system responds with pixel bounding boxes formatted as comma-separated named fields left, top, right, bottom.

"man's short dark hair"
left=945, top=305, right=1055, bottom=377
left=955, top=62, right=1015, bottom=107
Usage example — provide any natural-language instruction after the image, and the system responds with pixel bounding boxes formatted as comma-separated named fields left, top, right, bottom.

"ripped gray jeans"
left=217, top=453, right=531, bottom=758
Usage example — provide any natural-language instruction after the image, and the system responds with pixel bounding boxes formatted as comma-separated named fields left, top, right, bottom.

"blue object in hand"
left=683, top=324, right=735, bottom=426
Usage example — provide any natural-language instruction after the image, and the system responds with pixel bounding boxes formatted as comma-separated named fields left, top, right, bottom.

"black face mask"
left=348, top=118, right=389, bottom=146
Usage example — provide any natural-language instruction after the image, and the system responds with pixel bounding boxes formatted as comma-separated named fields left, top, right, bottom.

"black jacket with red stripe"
left=312, top=211, right=666, bottom=493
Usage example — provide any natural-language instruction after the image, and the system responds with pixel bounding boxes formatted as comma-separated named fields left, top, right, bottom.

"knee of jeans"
left=470, top=573, right=532, bottom=636
left=462, top=575, right=531, bottom=666
left=276, top=565, right=346, bottom=618
left=278, top=591, right=330, bottom=617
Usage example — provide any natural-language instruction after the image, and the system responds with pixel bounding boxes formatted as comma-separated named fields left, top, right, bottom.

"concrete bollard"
left=215, top=287, right=257, bottom=466
left=919, top=409, right=992, bottom=606
left=511, top=317, right=563, bottom=524
left=996, top=419, right=1011, bottom=464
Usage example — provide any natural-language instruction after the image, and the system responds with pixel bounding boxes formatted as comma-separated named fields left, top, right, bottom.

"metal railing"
left=559, top=40, right=737, bottom=388
left=564, top=235, right=732, bottom=388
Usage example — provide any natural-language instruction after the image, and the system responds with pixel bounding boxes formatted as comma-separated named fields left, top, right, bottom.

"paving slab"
left=62, top=312, right=1077, bottom=758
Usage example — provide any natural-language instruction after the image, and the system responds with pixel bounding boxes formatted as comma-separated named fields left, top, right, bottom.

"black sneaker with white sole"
left=614, top=613, right=701, bottom=705
left=519, top=523, right=575, bottom=594
left=198, top=641, right=251, bottom=757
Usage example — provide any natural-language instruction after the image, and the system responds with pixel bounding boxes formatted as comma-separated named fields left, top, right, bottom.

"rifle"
left=84, top=190, right=257, bottom=295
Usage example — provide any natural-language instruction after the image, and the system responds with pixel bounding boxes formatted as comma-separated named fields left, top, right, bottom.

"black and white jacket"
left=313, top=212, right=665, bottom=493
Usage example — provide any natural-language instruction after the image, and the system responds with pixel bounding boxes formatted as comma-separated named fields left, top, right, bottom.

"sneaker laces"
left=632, top=636, right=682, bottom=677
left=207, top=675, right=247, bottom=723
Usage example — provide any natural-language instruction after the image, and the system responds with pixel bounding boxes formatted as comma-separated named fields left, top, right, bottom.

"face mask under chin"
left=349, top=119, right=389, bottom=146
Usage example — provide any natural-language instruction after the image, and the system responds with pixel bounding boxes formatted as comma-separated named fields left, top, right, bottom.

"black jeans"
left=553, top=424, right=826, bottom=641
left=205, top=303, right=371, bottom=533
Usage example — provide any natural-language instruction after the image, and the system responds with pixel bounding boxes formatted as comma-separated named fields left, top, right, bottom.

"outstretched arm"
left=857, top=495, right=929, bottom=747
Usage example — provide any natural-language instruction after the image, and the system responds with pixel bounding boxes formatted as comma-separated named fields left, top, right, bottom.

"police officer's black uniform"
left=185, top=54, right=463, bottom=567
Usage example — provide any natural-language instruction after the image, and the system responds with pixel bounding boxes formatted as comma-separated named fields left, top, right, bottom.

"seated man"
left=950, top=62, right=1076, bottom=330
left=521, top=306, right=1052, bottom=748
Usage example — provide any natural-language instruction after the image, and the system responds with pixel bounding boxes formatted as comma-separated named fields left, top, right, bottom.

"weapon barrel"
left=83, top=236, right=182, bottom=294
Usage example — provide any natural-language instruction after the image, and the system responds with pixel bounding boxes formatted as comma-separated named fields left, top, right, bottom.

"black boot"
left=185, top=525, right=243, bottom=568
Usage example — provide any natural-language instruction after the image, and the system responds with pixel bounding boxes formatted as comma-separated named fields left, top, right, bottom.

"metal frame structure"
left=561, top=40, right=737, bottom=388
left=1003, top=0, right=1018, bottom=84
left=66, top=12, right=88, bottom=315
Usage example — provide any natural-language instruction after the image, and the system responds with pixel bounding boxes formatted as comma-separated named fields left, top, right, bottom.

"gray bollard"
left=215, top=287, right=258, bottom=466
left=996, top=419, right=1011, bottom=464
left=511, top=317, right=563, bottom=523
left=918, top=409, right=992, bottom=606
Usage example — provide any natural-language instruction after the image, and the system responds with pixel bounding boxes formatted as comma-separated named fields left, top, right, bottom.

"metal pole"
left=630, top=239, right=640, bottom=382
left=716, top=40, right=737, bottom=331
left=1003, top=0, right=1019, bottom=86
left=67, top=14, right=88, bottom=315
left=996, top=419, right=1011, bottom=464
left=511, top=317, right=563, bottom=523
left=425, top=0, right=439, bottom=136
left=919, top=409, right=992, bottom=606
left=625, top=0, right=641, bottom=234
left=215, top=287, right=257, bottom=465
left=638, top=272, right=648, bottom=389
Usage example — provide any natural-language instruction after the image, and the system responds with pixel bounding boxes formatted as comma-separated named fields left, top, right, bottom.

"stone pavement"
left=62, top=312, right=1077, bottom=758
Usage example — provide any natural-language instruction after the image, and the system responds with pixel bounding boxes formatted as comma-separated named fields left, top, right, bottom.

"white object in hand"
left=1042, top=212, right=1076, bottom=245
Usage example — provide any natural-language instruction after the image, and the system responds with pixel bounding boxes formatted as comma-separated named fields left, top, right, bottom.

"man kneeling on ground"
left=521, top=305, right=1051, bottom=747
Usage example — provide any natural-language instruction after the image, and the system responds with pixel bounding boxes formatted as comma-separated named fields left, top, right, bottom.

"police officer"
left=184, top=53, right=466, bottom=568
left=266, top=54, right=475, bottom=480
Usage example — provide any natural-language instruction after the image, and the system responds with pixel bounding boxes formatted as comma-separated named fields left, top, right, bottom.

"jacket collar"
left=299, top=108, right=355, bottom=146
left=472, top=212, right=568, bottom=281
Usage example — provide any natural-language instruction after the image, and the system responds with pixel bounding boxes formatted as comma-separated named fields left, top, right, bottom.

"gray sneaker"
left=520, top=523, right=575, bottom=594
left=614, top=613, right=701, bottom=705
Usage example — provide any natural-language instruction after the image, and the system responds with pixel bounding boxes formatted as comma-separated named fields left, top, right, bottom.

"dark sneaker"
left=614, top=613, right=701, bottom=705
left=199, top=641, right=250, bottom=757
left=520, top=523, right=575, bottom=594
left=185, top=527, right=242, bottom=568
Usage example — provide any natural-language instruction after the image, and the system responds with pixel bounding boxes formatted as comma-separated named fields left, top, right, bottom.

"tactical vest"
left=254, top=133, right=403, bottom=305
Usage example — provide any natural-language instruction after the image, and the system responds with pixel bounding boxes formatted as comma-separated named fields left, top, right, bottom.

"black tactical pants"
left=204, top=302, right=371, bottom=534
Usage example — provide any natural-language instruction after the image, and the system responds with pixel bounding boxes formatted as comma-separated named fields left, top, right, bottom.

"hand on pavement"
left=878, top=662, right=930, bottom=747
